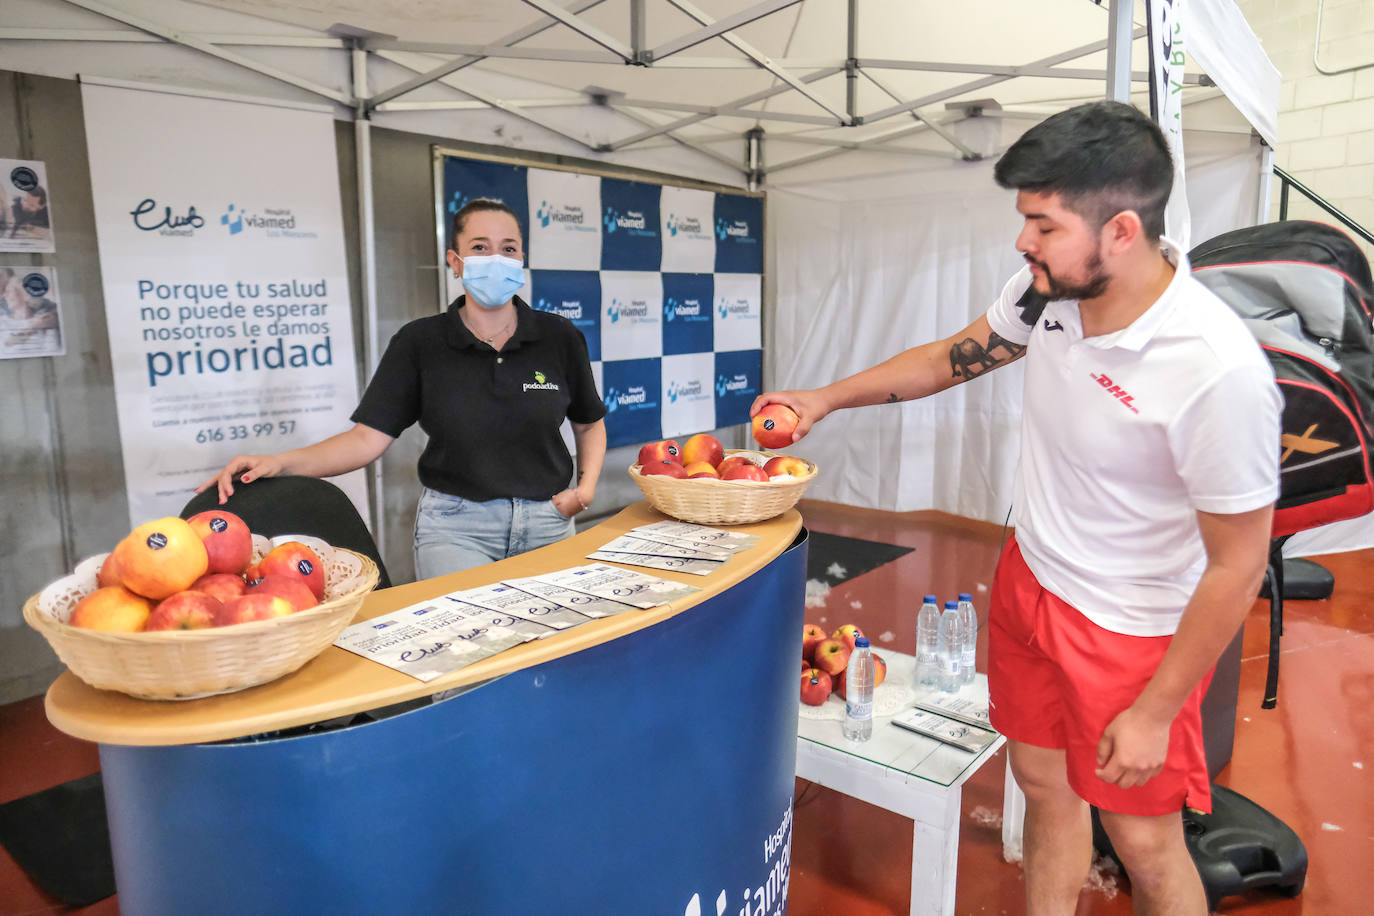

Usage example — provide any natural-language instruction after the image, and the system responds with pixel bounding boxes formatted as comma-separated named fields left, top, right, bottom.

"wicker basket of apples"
left=23, top=510, right=378, bottom=700
left=629, top=411, right=818, bottom=525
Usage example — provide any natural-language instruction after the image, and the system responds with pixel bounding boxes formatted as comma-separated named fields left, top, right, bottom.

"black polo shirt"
left=352, top=296, right=605, bottom=502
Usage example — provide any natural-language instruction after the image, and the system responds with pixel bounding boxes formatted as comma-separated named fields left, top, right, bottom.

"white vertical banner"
left=81, top=84, right=366, bottom=527
left=1148, top=0, right=1192, bottom=250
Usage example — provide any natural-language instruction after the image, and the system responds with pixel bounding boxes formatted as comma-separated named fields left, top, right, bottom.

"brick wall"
left=1235, top=0, right=1373, bottom=261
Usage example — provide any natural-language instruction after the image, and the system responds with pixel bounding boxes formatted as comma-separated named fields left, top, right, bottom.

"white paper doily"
left=798, top=666, right=919, bottom=721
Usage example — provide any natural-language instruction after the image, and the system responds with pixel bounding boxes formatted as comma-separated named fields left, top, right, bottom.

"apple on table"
left=144, top=590, right=223, bottom=631
left=110, top=516, right=209, bottom=600
left=762, top=454, right=809, bottom=479
left=812, top=637, right=850, bottom=676
left=721, top=463, right=769, bottom=482
left=248, top=574, right=319, bottom=612
left=215, top=592, right=296, bottom=626
left=636, top=439, right=682, bottom=467
left=683, top=461, right=719, bottom=479
left=258, top=541, right=325, bottom=600
left=800, top=667, right=833, bottom=706
left=681, top=433, right=724, bottom=468
left=801, top=623, right=826, bottom=663
left=832, top=624, right=865, bottom=652
left=641, top=459, right=689, bottom=479
left=69, top=586, right=154, bottom=632
left=186, top=509, right=253, bottom=575
left=189, top=572, right=248, bottom=605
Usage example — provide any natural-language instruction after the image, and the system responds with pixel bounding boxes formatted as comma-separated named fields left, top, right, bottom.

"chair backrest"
left=180, top=476, right=391, bottom=589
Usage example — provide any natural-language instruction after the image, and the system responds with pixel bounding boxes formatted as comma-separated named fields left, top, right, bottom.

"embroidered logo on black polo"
left=523, top=370, right=560, bottom=392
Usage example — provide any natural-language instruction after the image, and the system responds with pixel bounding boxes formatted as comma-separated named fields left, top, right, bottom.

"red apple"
left=681, top=433, right=724, bottom=468
left=832, top=624, right=865, bottom=652
left=802, top=623, right=826, bottom=663
left=641, top=459, right=689, bottom=478
left=215, top=592, right=295, bottom=627
left=96, top=552, right=124, bottom=589
left=69, top=586, right=153, bottom=632
left=763, top=454, right=809, bottom=478
left=803, top=659, right=812, bottom=672
left=637, top=440, right=682, bottom=466
left=248, top=574, right=319, bottom=612
left=715, top=455, right=755, bottom=477
left=721, top=463, right=770, bottom=482
left=834, top=653, right=886, bottom=700
left=683, top=461, right=720, bottom=479
left=144, top=590, right=223, bottom=631
left=243, top=562, right=264, bottom=586
left=813, top=638, right=850, bottom=676
left=752, top=403, right=800, bottom=449
left=258, top=542, right=325, bottom=600
left=189, top=572, right=248, bottom=604
left=186, top=509, right=253, bottom=575
left=800, top=668, right=833, bottom=706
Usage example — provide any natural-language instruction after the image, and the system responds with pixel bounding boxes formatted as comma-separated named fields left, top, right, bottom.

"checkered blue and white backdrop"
left=438, top=152, right=764, bottom=449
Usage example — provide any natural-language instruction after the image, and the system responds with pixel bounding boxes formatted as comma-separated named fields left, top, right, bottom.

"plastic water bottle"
left=938, top=600, right=962, bottom=693
left=916, top=594, right=941, bottom=688
left=957, top=593, right=978, bottom=685
left=843, top=636, right=875, bottom=742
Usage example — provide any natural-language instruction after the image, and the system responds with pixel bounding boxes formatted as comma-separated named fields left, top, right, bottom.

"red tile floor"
left=2, top=500, right=1371, bottom=914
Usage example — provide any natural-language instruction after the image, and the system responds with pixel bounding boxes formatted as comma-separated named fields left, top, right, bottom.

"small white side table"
left=795, top=660, right=1007, bottom=916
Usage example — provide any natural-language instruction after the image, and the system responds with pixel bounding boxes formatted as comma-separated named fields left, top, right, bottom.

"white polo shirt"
left=986, top=240, right=1281, bottom=636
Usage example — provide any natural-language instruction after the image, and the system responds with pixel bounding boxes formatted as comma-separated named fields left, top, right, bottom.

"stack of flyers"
left=500, top=575, right=639, bottom=619
left=441, top=597, right=556, bottom=641
left=588, top=534, right=729, bottom=576
left=334, top=597, right=536, bottom=681
left=524, top=564, right=701, bottom=609
left=453, top=583, right=593, bottom=631
left=910, top=692, right=994, bottom=730
left=890, top=707, right=999, bottom=754
left=630, top=520, right=760, bottom=554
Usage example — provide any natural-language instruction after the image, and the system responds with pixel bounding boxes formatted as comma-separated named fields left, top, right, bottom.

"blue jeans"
left=412, top=487, right=576, bottom=580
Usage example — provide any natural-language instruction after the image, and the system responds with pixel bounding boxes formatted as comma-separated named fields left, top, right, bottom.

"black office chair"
left=180, top=476, right=391, bottom=589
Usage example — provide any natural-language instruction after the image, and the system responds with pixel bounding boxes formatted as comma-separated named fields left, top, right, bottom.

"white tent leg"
left=1106, top=0, right=1134, bottom=102
left=353, top=45, right=384, bottom=548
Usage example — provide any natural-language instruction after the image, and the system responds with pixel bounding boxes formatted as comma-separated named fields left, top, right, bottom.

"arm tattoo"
left=885, top=393, right=903, bottom=403
left=949, top=332, right=1025, bottom=380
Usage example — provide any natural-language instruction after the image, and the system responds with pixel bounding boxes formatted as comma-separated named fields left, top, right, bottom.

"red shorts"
left=987, top=536, right=1212, bottom=816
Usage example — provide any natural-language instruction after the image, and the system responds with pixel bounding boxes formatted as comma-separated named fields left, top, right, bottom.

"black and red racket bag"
left=1190, top=220, right=1374, bottom=708
left=1190, top=220, right=1374, bottom=538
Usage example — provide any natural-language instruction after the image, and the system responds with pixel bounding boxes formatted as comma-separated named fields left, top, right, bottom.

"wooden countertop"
left=44, top=503, right=803, bottom=747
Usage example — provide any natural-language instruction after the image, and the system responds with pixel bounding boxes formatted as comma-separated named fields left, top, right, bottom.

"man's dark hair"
left=993, top=101, right=1173, bottom=240
left=28, top=186, right=47, bottom=206
left=449, top=197, right=521, bottom=250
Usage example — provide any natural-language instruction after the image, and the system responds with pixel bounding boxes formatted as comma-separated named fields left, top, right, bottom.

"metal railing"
left=1274, top=164, right=1374, bottom=247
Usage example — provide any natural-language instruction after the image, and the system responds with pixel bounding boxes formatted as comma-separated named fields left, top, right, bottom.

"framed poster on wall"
left=434, top=149, right=764, bottom=449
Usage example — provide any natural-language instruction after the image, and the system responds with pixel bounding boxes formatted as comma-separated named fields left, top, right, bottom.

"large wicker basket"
left=629, top=449, right=818, bottom=525
left=23, top=539, right=379, bottom=701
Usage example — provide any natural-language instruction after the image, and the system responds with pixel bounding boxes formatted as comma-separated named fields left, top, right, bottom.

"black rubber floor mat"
left=0, top=772, right=115, bottom=907
left=806, top=530, right=913, bottom=586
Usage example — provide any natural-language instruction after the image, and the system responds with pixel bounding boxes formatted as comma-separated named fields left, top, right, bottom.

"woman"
left=200, top=198, right=607, bottom=579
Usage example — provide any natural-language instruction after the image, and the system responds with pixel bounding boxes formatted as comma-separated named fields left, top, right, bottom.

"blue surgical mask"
left=460, top=254, right=525, bottom=310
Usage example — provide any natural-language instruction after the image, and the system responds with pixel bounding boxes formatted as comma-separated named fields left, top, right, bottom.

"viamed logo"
left=607, top=299, right=621, bottom=323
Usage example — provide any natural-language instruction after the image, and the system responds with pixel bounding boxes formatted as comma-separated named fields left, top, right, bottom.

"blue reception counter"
left=46, top=503, right=807, bottom=916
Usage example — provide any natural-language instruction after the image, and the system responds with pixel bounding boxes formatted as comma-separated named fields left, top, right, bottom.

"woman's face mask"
left=459, top=254, right=525, bottom=309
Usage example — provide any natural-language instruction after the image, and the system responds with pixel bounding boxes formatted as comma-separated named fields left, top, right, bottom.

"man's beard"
left=1029, top=249, right=1111, bottom=301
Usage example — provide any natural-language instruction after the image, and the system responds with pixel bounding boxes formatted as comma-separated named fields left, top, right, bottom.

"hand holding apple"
left=751, top=403, right=800, bottom=449
left=749, top=390, right=830, bottom=445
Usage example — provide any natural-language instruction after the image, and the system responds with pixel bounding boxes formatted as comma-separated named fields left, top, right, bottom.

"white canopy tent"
left=9, top=0, right=1357, bottom=555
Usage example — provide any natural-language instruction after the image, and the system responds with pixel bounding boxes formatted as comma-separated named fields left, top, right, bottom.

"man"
left=753, top=101, right=1280, bottom=915
left=9, top=185, right=50, bottom=238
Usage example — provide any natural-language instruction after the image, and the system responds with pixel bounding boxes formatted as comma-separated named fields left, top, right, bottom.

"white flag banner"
left=1149, top=0, right=1192, bottom=250
left=81, top=83, right=366, bottom=527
